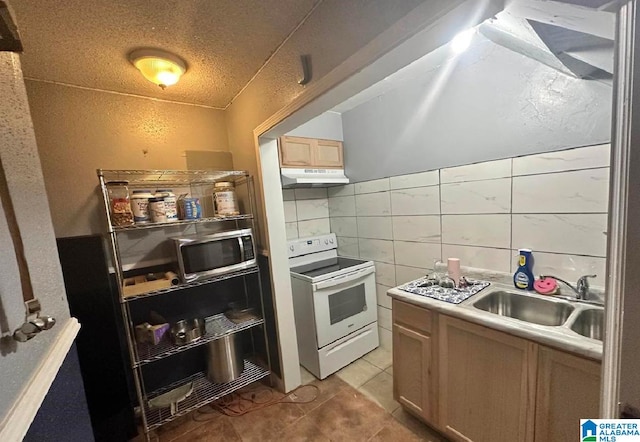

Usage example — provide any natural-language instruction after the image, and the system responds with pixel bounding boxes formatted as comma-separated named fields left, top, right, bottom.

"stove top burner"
left=290, top=257, right=369, bottom=278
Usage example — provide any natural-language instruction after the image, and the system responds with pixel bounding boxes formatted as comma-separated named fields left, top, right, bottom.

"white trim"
left=257, top=138, right=302, bottom=392
left=0, top=317, right=81, bottom=442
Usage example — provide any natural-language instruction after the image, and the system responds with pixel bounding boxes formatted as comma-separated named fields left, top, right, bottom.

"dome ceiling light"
left=129, top=49, right=187, bottom=89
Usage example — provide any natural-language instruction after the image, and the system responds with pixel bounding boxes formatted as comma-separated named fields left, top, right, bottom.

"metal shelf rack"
left=97, top=169, right=271, bottom=441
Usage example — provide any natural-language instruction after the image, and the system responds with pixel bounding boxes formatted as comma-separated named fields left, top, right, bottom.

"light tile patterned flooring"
left=132, top=347, right=446, bottom=441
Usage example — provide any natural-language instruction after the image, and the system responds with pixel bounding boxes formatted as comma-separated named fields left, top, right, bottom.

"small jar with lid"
left=154, top=189, right=178, bottom=222
left=214, top=182, right=239, bottom=216
left=131, top=190, right=154, bottom=224
left=107, top=181, right=134, bottom=226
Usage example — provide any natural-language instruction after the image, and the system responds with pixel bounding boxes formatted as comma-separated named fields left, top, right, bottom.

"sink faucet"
left=540, top=275, right=597, bottom=300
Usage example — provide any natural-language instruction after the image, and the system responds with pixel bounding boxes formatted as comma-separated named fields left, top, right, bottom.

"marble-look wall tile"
left=357, top=216, right=393, bottom=240
left=389, top=170, right=439, bottom=190
left=355, top=178, right=390, bottom=194
left=512, top=214, right=607, bottom=257
left=294, top=188, right=328, bottom=200
left=392, top=215, right=441, bottom=243
left=337, top=236, right=359, bottom=257
left=328, top=183, right=355, bottom=197
left=330, top=216, right=358, bottom=237
left=512, top=144, right=610, bottom=176
left=442, top=214, right=511, bottom=249
left=285, top=222, right=298, bottom=240
left=282, top=189, right=295, bottom=201
left=356, top=192, right=391, bottom=216
left=284, top=200, right=297, bottom=222
left=358, top=239, right=395, bottom=263
left=376, top=284, right=392, bottom=309
left=512, top=168, right=609, bottom=214
left=511, top=251, right=606, bottom=288
left=377, top=306, right=392, bottom=331
left=374, top=261, right=396, bottom=287
left=395, top=265, right=429, bottom=285
left=390, top=187, right=440, bottom=216
left=329, top=195, right=356, bottom=217
left=441, top=158, right=511, bottom=184
left=296, top=198, right=329, bottom=221
left=394, top=241, right=441, bottom=269
left=440, top=178, right=511, bottom=214
left=298, top=218, right=331, bottom=238
left=442, top=244, right=512, bottom=273
left=379, top=326, right=392, bottom=350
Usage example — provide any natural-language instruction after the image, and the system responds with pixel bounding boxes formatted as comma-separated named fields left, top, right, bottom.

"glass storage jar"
left=213, top=181, right=239, bottom=216
left=107, top=181, right=134, bottom=226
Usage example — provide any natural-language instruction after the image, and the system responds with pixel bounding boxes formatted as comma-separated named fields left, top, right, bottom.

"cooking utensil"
left=148, top=382, right=193, bottom=415
left=170, top=318, right=205, bottom=345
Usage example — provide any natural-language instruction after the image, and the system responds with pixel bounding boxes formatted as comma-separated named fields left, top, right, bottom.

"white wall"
left=0, top=53, right=73, bottom=433
left=341, top=32, right=612, bottom=182
left=285, top=112, right=344, bottom=141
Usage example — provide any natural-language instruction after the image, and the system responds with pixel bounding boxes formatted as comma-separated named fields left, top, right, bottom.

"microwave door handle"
left=238, top=237, right=245, bottom=262
left=313, top=266, right=375, bottom=290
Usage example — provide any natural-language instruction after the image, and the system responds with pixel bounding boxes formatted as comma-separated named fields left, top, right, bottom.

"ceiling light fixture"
left=129, top=49, right=187, bottom=89
left=451, top=28, right=474, bottom=54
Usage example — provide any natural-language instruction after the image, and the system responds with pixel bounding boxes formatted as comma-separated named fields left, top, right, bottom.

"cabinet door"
left=314, top=139, right=343, bottom=168
left=279, top=136, right=314, bottom=167
left=393, top=323, right=433, bottom=420
left=439, top=316, right=535, bottom=442
left=534, top=347, right=601, bottom=442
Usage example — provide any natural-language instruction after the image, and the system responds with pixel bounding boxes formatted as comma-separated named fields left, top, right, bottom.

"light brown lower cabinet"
left=534, top=346, right=601, bottom=442
left=391, top=299, right=601, bottom=442
left=438, top=315, right=536, bottom=442
left=392, top=299, right=435, bottom=422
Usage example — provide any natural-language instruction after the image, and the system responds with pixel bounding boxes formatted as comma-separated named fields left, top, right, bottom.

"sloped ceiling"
left=9, top=0, right=319, bottom=108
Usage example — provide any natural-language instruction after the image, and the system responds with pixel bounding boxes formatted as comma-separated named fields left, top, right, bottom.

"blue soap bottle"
left=513, top=249, right=534, bottom=290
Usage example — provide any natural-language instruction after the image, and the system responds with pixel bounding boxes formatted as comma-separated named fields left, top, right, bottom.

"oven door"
left=312, top=266, right=377, bottom=348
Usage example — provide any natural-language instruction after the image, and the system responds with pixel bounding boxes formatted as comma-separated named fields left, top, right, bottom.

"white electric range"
left=288, top=233, right=379, bottom=379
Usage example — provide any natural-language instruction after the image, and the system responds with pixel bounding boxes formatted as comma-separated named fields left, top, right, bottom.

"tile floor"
left=132, top=347, right=446, bottom=441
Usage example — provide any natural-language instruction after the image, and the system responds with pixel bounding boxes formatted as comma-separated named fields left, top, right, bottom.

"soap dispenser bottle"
left=513, top=248, right=534, bottom=290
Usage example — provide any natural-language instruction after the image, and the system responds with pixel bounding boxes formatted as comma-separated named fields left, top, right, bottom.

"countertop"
left=388, top=281, right=603, bottom=361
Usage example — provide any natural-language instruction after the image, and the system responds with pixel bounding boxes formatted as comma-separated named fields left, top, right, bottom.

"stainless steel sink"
left=473, top=291, right=575, bottom=326
left=570, top=308, right=604, bottom=341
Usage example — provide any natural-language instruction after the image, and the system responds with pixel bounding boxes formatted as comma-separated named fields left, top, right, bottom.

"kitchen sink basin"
left=473, top=291, right=574, bottom=326
left=570, top=308, right=604, bottom=341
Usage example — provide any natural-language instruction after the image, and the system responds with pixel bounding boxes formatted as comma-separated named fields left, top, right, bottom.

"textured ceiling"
left=10, top=0, right=318, bottom=108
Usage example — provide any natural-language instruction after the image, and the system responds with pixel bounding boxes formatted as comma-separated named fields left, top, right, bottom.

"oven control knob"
left=324, top=239, right=328, bottom=245
left=289, top=245, right=294, bottom=252
left=329, top=238, right=334, bottom=244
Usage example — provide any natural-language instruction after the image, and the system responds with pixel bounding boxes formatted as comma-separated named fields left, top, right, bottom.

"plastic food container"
left=148, top=197, right=167, bottom=223
left=107, top=181, right=134, bottom=226
left=131, top=190, right=154, bottom=223
left=213, top=182, right=239, bottom=216
left=155, top=189, right=178, bottom=222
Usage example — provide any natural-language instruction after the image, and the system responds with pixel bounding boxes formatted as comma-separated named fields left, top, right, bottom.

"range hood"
left=281, top=167, right=349, bottom=188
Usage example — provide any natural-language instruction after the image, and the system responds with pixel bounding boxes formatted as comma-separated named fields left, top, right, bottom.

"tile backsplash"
left=283, top=188, right=331, bottom=239
left=317, top=143, right=610, bottom=350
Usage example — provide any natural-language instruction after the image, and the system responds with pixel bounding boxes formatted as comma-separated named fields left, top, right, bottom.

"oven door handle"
left=313, top=266, right=375, bottom=291
left=238, top=237, right=245, bottom=262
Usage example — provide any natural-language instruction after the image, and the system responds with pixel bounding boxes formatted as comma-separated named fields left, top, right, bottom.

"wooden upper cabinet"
left=534, top=347, right=601, bottom=442
left=314, top=139, right=343, bottom=168
left=438, top=316, right=536, bottom=442
left=279, top=136, right=314, bottom=167
left=279, top=136, right=344, bottom=169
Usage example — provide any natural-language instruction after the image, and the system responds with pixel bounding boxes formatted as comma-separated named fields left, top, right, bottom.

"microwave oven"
left=173, top=228, right=256, bottom=282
